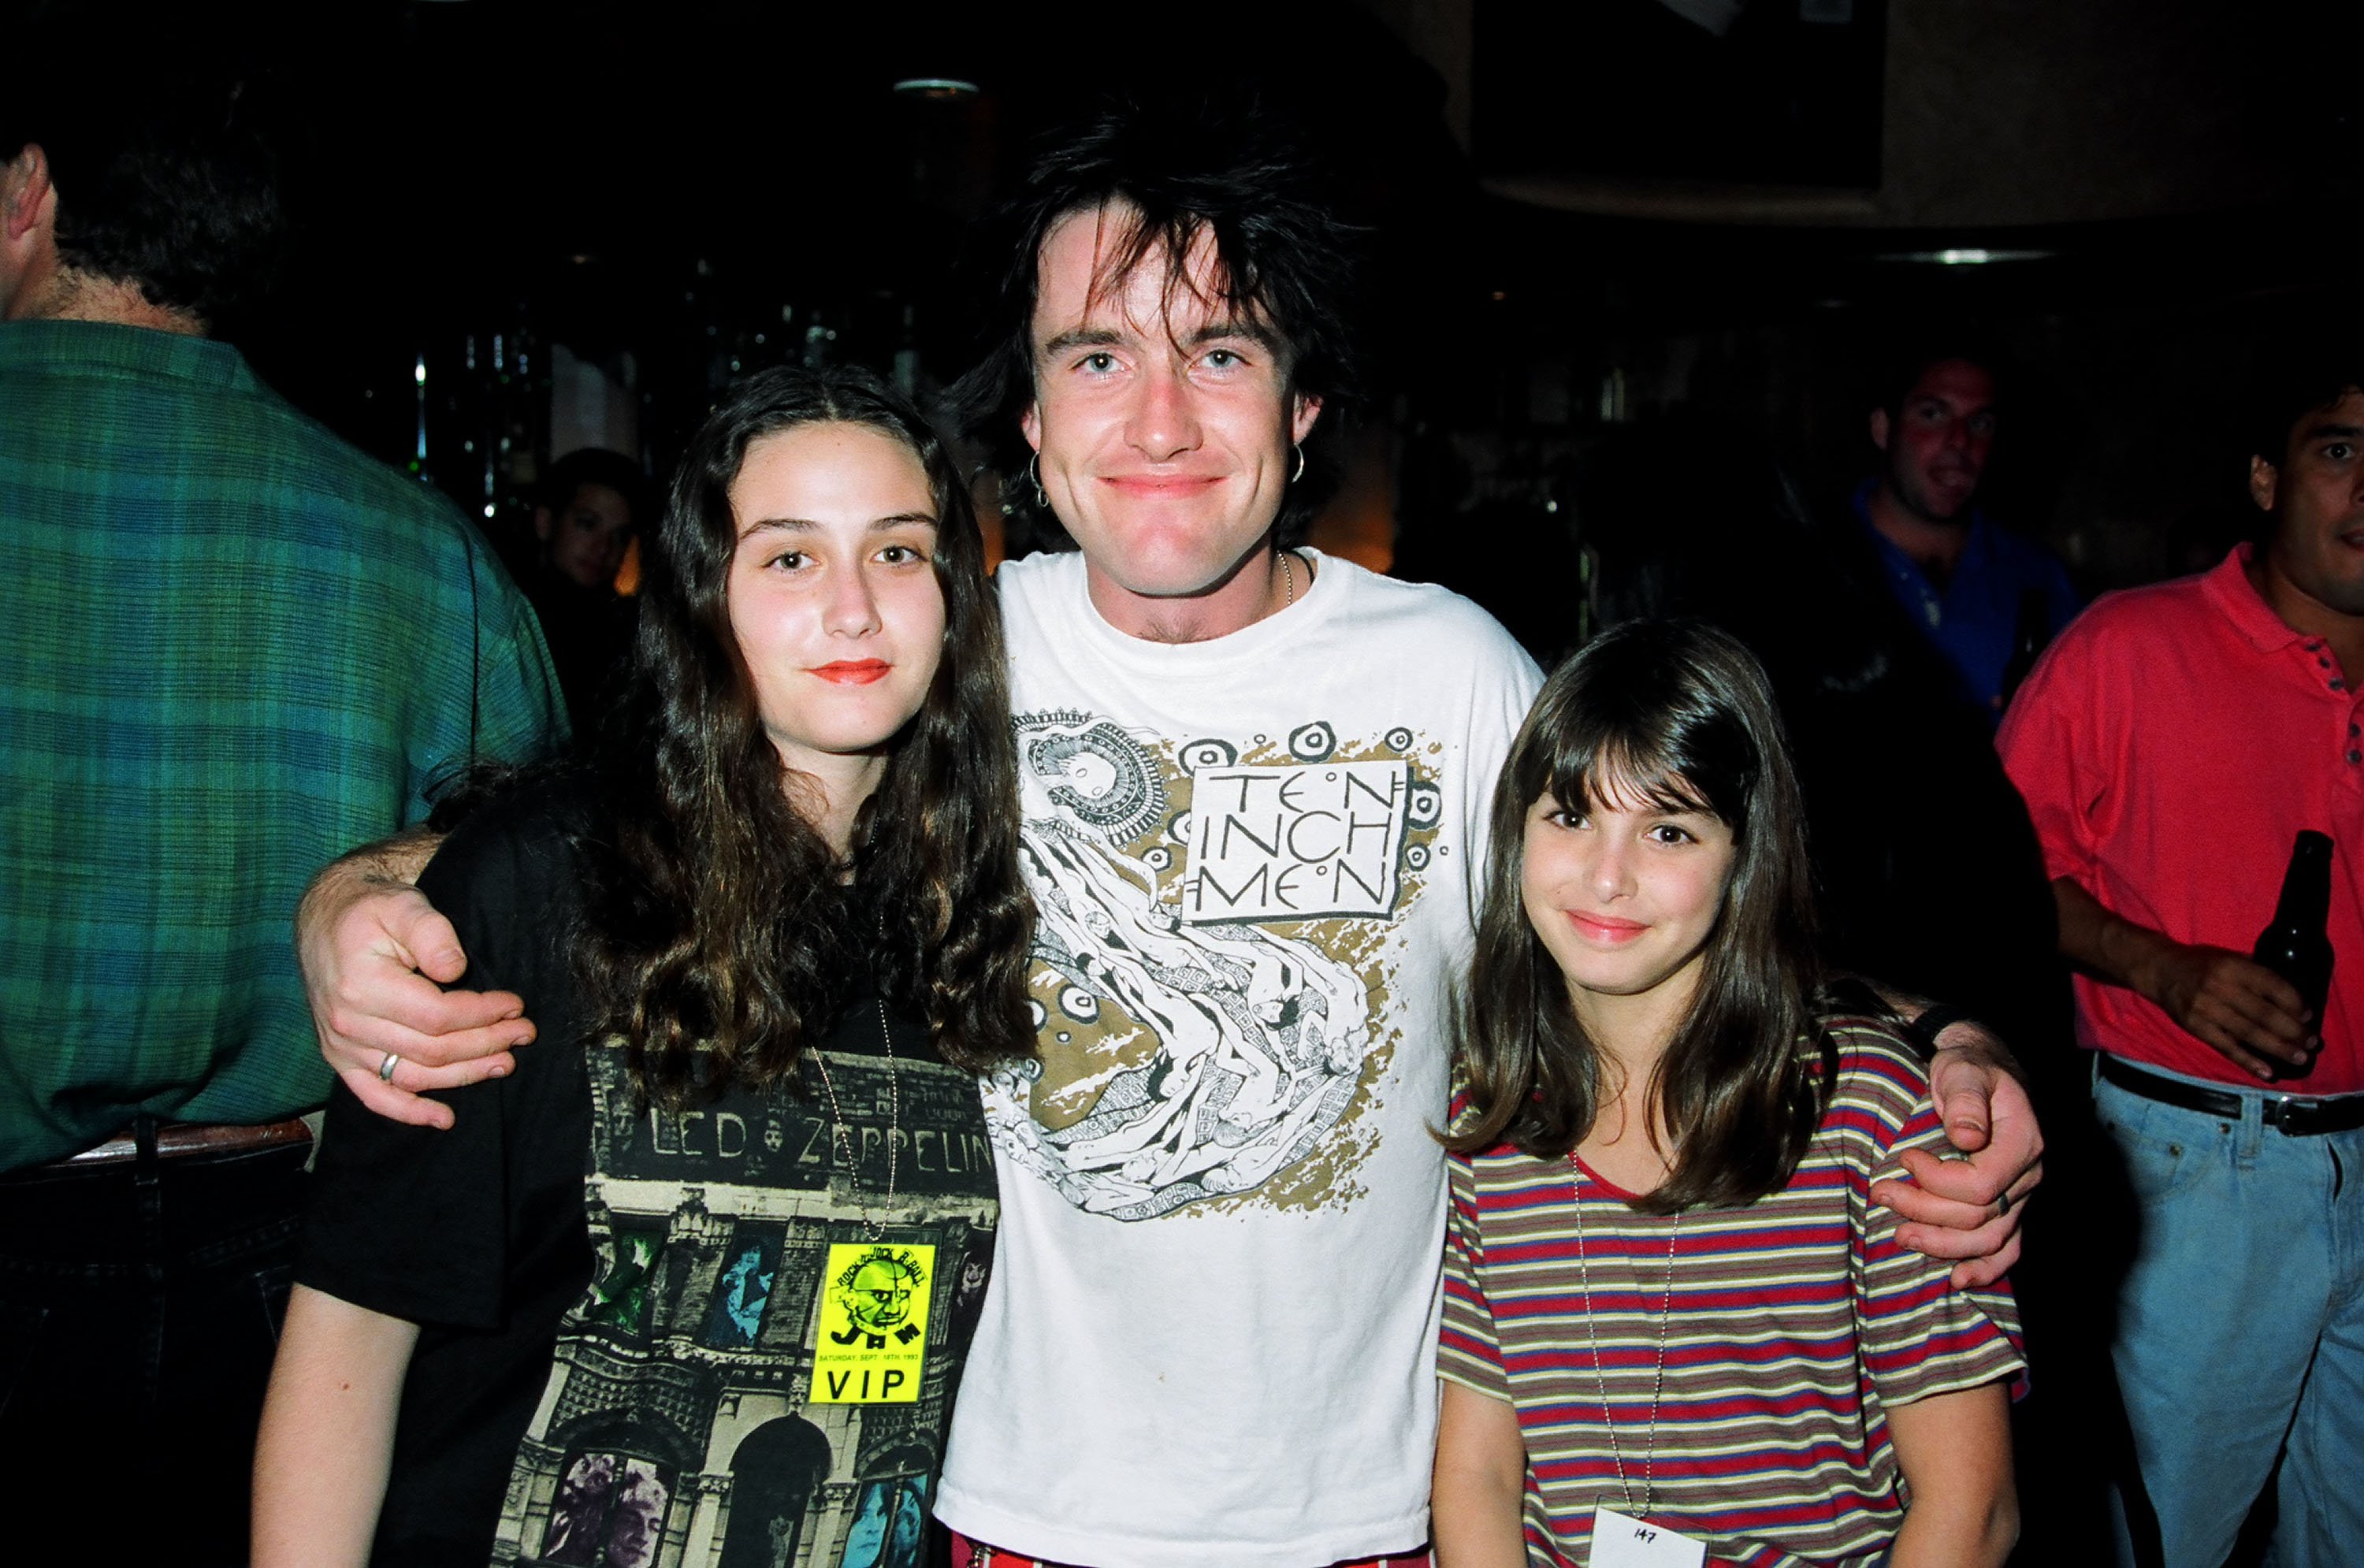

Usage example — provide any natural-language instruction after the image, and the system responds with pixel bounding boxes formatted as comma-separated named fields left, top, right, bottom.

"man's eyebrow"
left=1187, top=319, right=1280, bottom=350
left=1038, top=320, right=1281, bottom=359
left=1039, top=326, right=1124, bottom=358
left=2303, top=422, right=2364, bottom=443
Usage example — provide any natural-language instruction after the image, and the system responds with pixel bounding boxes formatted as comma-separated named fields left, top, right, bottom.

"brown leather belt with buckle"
left=59, top=1117, right=314, bottom=1167
left=2099, top=1054, right=2364, bottom=1136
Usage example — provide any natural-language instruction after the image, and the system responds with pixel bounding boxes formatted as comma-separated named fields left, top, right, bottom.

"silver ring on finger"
left=378, top=1050, right=403, bottom=1084
left=1994, top=1186, right=2016, bottom=1220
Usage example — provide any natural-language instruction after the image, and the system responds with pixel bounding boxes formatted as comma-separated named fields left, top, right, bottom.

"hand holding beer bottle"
left=2251, top=830, right=2336, bottom=1081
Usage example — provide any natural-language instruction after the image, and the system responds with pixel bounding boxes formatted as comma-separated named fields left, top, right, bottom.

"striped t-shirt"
left=1439, top=1019, right=2025, bottom=1568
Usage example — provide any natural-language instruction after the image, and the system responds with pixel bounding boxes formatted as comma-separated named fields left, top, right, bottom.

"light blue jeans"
left=2093, top=1057, right=2364, bottom=1568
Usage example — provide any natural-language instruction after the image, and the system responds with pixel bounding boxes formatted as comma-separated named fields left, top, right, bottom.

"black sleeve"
left=296, top=785, right=594, bottom=1332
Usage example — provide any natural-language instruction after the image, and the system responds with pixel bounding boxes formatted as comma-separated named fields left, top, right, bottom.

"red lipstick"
left=810, top=660, right=890, bottom=686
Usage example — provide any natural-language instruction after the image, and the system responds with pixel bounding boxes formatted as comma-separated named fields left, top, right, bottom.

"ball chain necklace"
left=1569, top=1152, right=1683, bottom=1522
left=806, top=994, right=901, bottom=1240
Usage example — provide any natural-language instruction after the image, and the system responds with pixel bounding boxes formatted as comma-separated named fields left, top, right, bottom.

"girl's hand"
left=1871, top=1026, right=2042, bottom=1289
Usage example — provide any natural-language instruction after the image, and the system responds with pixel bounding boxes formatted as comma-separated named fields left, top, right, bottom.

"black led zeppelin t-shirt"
left=296, top=783, right=1000, bottom=1568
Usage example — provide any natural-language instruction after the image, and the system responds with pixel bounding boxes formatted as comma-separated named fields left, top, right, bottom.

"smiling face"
left=2252, top=387, right=2364, bottom=619
left=1519, top=778, right=1739, bottom=1019
left=1872, top=358, right=1998, bottom=525
left=723, top=422, right=946, bottom=788
left=1019, top=204, right=1321, bottom=637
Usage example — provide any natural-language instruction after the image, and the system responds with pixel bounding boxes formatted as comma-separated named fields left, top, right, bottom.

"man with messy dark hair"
left=949, top=96, right=1366, bottom=560
left=297, top=97, right=2039, bottom=1568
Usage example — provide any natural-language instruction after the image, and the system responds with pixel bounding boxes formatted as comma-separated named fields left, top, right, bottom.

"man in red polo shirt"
left=1998, top=358, right=2363, bottom=1568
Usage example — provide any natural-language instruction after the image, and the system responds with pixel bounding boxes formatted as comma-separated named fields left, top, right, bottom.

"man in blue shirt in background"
left=1856, top=347, right=2080, bottom=718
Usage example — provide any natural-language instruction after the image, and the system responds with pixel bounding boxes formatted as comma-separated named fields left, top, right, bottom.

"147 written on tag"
left=1591, top=1506, right=1706, bottom=1568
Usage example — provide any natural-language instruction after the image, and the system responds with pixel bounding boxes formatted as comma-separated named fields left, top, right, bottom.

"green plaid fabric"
left=1, top=321, right=567, bottom=1170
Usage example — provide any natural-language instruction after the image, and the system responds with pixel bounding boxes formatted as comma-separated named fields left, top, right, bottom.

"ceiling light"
left=1873, top=247, right=2054, bottom=266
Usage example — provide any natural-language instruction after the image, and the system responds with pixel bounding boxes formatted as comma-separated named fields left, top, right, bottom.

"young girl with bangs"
left=1431, top=620, right=2023, bottom=1568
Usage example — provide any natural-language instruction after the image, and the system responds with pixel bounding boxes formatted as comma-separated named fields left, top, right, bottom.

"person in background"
left=1857, top=344, right=2080, bottom=719
left=0, top=69, right=563, bottom=1566
left=526, top=445, right=649, bottom=734
left=1996, top=353, right=2364, bottom=1566
left=1581, top=416, right=2070, bottom=1057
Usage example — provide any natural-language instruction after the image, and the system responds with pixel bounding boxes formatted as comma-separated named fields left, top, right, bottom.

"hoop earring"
left=1291, top=444, right=1306, bottom=484
left=1027, top=451, right=1047, bottom=508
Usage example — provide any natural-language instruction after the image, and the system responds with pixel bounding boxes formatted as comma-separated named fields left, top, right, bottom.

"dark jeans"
left=0, top=1124, right=309, bottom=1567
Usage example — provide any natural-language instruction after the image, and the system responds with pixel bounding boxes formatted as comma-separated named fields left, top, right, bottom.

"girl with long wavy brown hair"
left=255, top=366, right=1032, bottom=1568
left=1430, top=620, right=2023, bottom=1568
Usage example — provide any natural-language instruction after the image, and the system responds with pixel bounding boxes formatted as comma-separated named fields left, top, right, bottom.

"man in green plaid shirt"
left=0, top=329, right=566, bottom=1167
left=0, top=80, right=563, bottom=1562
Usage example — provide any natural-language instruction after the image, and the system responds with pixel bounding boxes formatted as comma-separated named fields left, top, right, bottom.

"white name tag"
left=1591, top=1506, right=1706, bottom=1568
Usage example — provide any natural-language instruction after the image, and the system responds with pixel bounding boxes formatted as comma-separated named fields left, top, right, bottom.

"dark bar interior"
left=214, top=3, right=2357, bottom=621
left=4, top=2, right=2358, bottom=1566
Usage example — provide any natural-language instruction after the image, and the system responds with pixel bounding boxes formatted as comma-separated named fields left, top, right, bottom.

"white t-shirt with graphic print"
left=935, top=549, right=1544, bottom=1568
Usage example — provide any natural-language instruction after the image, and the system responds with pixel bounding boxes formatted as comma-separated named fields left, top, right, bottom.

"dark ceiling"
left=17, top=0, right=1486, bottom=457
left=13, top=0, right=2358, bottom=481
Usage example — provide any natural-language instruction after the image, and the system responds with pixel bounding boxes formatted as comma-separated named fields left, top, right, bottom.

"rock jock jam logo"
left=810, top=1243, right=935, bottom=1403
left=993, top=714, right=1445, bottom=1221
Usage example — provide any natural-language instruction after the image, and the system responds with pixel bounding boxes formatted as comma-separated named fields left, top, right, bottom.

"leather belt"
left=2099, top=1054, right=2364, bottom=1136
left=59, top=1116, right=314, bottom=1168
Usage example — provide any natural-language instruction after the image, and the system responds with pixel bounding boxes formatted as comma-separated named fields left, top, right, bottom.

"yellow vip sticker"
left=810, top=1242, right=935, bottom=1404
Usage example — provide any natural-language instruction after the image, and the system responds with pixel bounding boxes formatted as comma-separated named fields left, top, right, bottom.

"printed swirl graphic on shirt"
left=987, top=710, right=1445, bottom=1221
left=490, top=1042, right=997, bottom=1568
